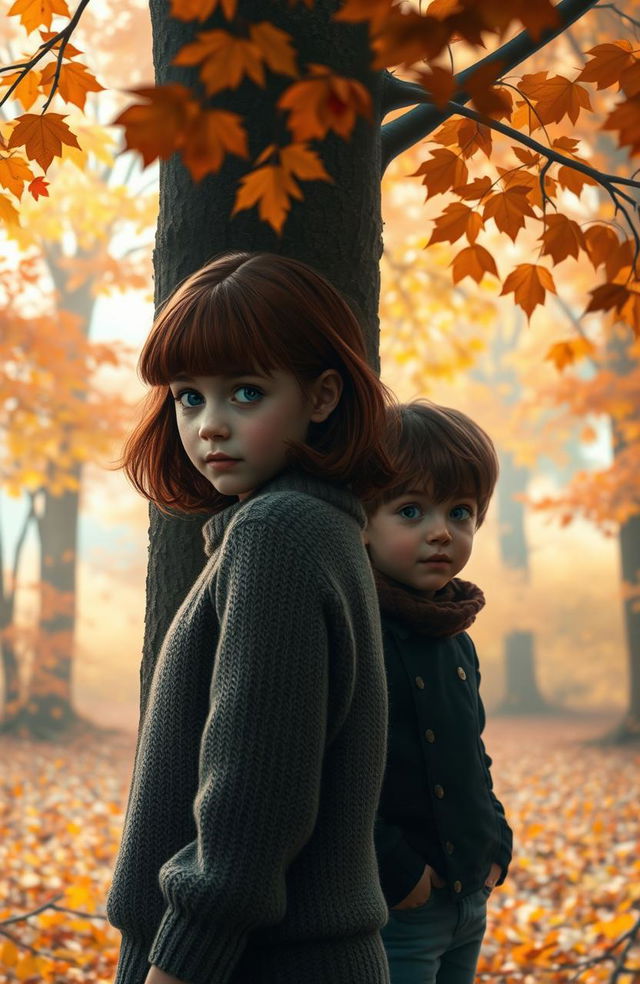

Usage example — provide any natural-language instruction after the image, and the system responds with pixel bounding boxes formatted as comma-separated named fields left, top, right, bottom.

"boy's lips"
left=420, top=554, right=451, bottom=564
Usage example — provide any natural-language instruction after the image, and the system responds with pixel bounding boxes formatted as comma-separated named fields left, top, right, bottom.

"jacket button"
left=425, top=729, right=436, bottom=743
left=415, top=676, right=425, bottom=689
left=457, top=666, right=467, bottom=680
left=434, top=784, right=444, bottom=799
left=453, top=880, right=462, bottom=893
left=445, top=841, right=454, bottom=854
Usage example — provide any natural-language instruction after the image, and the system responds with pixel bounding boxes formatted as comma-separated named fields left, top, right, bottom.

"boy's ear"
left=309, top=369, right=343, bottom=422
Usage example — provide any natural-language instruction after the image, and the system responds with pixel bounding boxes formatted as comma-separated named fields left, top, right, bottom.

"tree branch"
left=0, top=0, right=92, bottom=112
left=380, top=0, right=601, bottom=171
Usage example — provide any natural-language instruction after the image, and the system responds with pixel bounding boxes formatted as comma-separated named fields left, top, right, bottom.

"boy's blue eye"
left=234, top=385, right=263, bottom=404
left=398, top=504, right=422, bottom=520
left=176, top=390, right=203, bottom=408
left=450, top=505, right=473, bottom=521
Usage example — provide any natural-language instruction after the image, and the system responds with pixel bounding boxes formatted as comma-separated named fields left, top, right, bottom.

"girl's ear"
left=309, top=369, right=343, bottom=422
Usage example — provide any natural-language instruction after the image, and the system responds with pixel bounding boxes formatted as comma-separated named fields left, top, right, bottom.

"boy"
left=364, top=401, right=513, bottom=984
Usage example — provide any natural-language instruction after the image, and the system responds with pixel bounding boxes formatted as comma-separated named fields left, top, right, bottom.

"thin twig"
left=595, top=3, right=640, bottom=30
left=0, top=894, right=64, bottom=926
left=0, top=0, right=92, bottom=112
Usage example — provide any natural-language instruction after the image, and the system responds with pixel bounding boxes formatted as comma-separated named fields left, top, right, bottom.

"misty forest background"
left=1, top=0, right=639, bottom=982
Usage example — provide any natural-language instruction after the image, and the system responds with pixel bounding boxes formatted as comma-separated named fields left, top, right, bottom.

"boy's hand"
left=145, top=966, right=187, bottom=984
left=392, top=864, right=444, bottom=910
left=484, top=862, right=502, bottom=890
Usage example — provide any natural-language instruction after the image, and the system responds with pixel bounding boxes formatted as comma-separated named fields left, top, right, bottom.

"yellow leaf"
left=0, top=69, right=42, bottom=111
left=0, top=155, right=33, bottom=198
left=0, top=192, right=21, bottom=228
left=8, top=0, right=69, bottom=32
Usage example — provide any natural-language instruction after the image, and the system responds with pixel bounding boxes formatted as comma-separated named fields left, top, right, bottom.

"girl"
left=106, top=253, right=393, bottom=984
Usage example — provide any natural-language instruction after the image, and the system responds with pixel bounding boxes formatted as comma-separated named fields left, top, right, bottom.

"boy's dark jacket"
left=374, top=571, right=513, bottom=907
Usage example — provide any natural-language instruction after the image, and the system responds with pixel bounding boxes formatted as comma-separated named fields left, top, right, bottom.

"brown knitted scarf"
left=374, top=570, right=485, bottom=638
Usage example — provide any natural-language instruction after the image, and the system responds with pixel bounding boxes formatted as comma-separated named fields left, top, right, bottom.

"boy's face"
left=364, top=487, right=478, bottom=596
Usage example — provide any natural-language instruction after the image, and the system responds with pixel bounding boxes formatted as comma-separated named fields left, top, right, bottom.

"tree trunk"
left=3, top=256, right=95, bottom=737
left=494, top=451, right=551, bottom=714
left=140, top=0, right=383, bottom=716
left=603, top=332, right=640, bottom=743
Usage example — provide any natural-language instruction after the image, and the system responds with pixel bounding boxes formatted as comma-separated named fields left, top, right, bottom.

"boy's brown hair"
left=364, top=400, right=499, bottom=527
left=121, top=252, right=395, bottom=513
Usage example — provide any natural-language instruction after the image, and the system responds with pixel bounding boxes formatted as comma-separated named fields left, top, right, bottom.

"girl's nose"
left=198, top=409, right=230, bottom=441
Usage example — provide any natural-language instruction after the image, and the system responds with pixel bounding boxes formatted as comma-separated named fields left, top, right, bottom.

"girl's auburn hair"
left=122, top=252, right=395, bottom=513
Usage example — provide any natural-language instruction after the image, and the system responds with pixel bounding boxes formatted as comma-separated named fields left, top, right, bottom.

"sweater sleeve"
left=469, top=638, right=513, bottom=883
left=148, top=518, right=330, bottom=984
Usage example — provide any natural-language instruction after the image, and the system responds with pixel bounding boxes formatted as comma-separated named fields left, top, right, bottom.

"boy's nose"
left=426, top=524, right=452, bottom=544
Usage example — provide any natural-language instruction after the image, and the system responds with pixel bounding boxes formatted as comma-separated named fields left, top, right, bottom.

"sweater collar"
left=202, top=469, right=366, bottom=557
left=375, top=568, right=485, bottom=638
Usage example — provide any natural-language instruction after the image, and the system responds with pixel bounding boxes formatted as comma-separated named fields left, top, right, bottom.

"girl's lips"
left=205, top=456, right=240, bottom=470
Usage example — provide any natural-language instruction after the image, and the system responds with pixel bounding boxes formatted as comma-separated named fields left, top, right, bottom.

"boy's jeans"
left=381, top=885, right=490, bottom=984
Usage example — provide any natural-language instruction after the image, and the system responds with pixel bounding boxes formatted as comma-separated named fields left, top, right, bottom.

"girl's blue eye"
left=398, top=504, right=422, bottom=520
left=176, top=390, right=203, bottom=408
left=234, top=385, right=263, bottom=404
left=450, top=505, right=473, bottom=521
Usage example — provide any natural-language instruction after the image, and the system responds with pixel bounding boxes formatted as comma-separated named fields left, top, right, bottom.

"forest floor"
left=0, top=714, right=638, bottom=983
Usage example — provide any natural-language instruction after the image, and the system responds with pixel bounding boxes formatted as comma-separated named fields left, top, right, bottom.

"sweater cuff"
left=149, top=909, right=248, bottom=984
left=380, top=837, right=427, bottom=909
left=494, top=829, right=513, bottom=885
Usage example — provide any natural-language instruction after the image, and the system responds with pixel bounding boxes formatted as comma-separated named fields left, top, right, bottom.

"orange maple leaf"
left=181, top=109, right=248, bottom=182
left=427, top=202, right=482, bottom=246
left=483, top=186, right=535, bottom=242
left=250, top=23, right=298, bottom=78
left=585, top=282, right=635, bottom=317
left=412, top=148, right=468, bottom=198
left=556, top=165, right=598, bottom=196
left=577, top=41, right=637, bottom=91
left=279, top=144, right=332, bottom=183
left=40, top=61, right=103, bottom=110
left=7, top=113, right=79, bottom=172
left=278, top=66, right=372, bottom=141
left=451, top=244, right=499, bottom=284
left=370, top=11, right=451, bottom=69
left=512, top=0, right=559, bottom=40
left=173, top=30, right=264, bottom=95
left=539, top=214, right=585, bottom=264
left=519, top=73, right=592, bottom=125
left=0, top=155, right=33, bottom=199
left=453, top=176, right=492, bottom=201
left=415, top=66, right=456, bottom=110
left=545, top=337, right=595, bottom=371
left=28, top=175, right=49, bottom=200
left=8, top=0, right=69, bottom=33
left=584, top=225, right=620, bottom=270
left=465, top=60, right=512, bottom=118
left=604, top=95, right=640, bottom=155
left=500, top=263, right=556, bottom=318
left=114, top=85, right=199, bottom=166
left=232, top=143, right=331, bottom=233
left=170, top=0, right=236, bottom=21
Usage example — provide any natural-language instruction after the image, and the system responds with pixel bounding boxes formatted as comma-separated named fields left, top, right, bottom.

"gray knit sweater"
left=107, top=471, right=390, bottom=984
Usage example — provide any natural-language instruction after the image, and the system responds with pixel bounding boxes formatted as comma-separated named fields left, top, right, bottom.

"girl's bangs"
left=140, top=288, right=291, bottom=385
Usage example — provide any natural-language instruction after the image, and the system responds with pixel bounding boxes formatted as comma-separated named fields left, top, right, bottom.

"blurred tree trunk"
left=495, top=452, right=550, bottom=714
left=603, top=332, right=640, bottom=743
left=2, top=251, right=93, bottom=737
left=140, top=0, right=383, bottom=718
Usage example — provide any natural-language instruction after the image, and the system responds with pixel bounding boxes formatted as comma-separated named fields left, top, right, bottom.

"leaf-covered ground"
left=0, top=715, right=638, bottom=983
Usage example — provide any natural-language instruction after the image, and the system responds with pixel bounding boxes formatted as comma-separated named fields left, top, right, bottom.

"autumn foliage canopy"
left=1, top=0, right=639, bottom=341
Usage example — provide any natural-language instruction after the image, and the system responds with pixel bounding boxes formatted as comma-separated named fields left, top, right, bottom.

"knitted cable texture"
left=107, top=471, right=390, bottom=984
